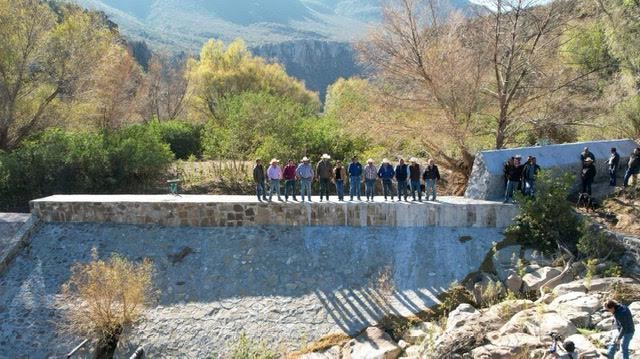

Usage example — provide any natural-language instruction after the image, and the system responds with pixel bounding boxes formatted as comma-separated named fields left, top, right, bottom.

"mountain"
left=70, top=0, right=475, bottom=100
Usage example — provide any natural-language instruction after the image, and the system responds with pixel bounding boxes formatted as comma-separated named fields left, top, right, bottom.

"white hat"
left=367, top=158, right=374, bottom=163
left=321, top=154, right=331, bottom=159
left=514, top=154, right=522, bottom=159
left=302, top=156, right=309, bottom=162
left=584, top=157, right=594, bottom=162
left=410, top=157, right=417, bottom=163
left=382, top=158, right=389, bottom=163
left=270, top=158, right=279, bottom=164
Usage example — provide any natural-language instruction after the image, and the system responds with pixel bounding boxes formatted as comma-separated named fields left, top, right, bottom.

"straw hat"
left=367, top=158, right=374, bottom=163
left=270, top=158, right=279, bottom=164
left=321, top=154, right=331, bottom=159
left=302, top=156, right=310, bottom=162
left=382, top=158, right=389, bottom=163
left=584, top=157, right=594, bottom=163
left=409, top=157, right=417, bottom=163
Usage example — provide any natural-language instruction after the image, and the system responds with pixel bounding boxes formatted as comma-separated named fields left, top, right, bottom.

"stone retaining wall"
left=30, top=195, right=519, bottom=228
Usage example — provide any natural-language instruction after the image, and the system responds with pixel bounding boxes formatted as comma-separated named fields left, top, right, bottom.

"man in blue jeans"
left=252, top=159, right=268, bottom=202
left=296, top=156, right=314, bottom=202
left=408, top=158, right=422, bottom=202
left=604, top=299, right=635, bottom=359
left=348, top=156, right=363, bottom=201
left=422, top=159, right=441, bottom=201
left=377, top=158, right=395, bottom=201
left=395, top=158, right=409, bottom=201
left=364, top=158, right=378, bottom=201
left=316, top=154, right=333, bottom=201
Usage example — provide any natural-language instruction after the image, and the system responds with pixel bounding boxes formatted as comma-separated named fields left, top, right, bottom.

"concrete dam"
left=0, top=195, right=518, bottom=358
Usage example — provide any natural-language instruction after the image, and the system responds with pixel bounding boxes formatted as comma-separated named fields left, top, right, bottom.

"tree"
left=357, top=0, right=488, bottom=180
left=0, top=0, right=115, bottom=149
left=186, top=39, right=320, bottom=121
left=146, top=53, right=189, bottom=122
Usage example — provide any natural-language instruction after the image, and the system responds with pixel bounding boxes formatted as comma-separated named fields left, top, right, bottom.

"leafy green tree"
left=186, top=39, right=320, bottom=121
left=0, top=0, right=116, bottom=150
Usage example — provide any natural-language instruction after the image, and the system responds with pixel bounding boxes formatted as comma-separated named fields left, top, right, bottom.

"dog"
left=577, top=193, right=598, bottom=212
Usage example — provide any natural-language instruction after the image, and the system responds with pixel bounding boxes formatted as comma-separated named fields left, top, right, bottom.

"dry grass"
left=286, top=333, right=351, bottom=358
left=170, top=160, right=253, bottom=194
left=59, top=248, right=156, bottom=346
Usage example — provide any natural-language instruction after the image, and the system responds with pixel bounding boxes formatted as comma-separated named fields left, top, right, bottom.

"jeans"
left=268, top=179, right=281, bottom=201
left=397, top=179, right=408, bottom=200
left=410, top=179, right=422, bottom=201
left=256, top=181, right=267, bottom=200
left=300, top=178, right=312, bottom=201
left=425, top=179, right=437, bottom=200
left=582, top=179, right=593, bottom=195
left=504, top=180, right=519, bottom=202
left=524, top=179, right=536, bottom=196
left=349, top=176, right=361, bottom=200
left=609, top=168, right=617, bottom=186
left=365, top=179, right=376, bottom=200
left=624, top=167, right=638, bottom=187
left=319, top=178, right=330, bottom=200
left=335, top=179, right=345, bottom=200
left=607, top=332, right=633, bottom=359
left=284, top=179, right=297, bottom=200
left=382, top=179, right=393, bottom=200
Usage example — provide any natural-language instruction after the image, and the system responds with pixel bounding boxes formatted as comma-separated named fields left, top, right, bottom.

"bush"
left=60, top=249, right=156, bottom=358
left=149, top=120, right=203, bottom=160
left=0, top=126, right=173, bottom=211
left=505, top=171, right=583, bottom=254
left=227, top=333, right=277, bottom=359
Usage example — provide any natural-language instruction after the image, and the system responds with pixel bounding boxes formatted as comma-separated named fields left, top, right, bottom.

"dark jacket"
left=521, top=163, right=540, bottom=181
left=581, top=163, right=596, bottom=182
left=629, top=152, right=640, bottom=171
left=253, top=164, right=265, bottom=183
left=609, top=152, right=620, bottom=171
left=613, top=304, right=635, bottom=340
left=422, top=165, right=441, bottom=180
left=348, top=162, right=363, bottom=177
left=409, top=163, right=421, bottom=181
left=378, top=164, right=395, bottom=180
left=395, top=163, right=408, bottom=181
left=316, top=160, right=333, bottom=179
left=505, top=163, right=523, bottom=182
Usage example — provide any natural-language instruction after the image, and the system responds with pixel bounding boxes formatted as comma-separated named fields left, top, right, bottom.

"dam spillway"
left=1, top=196, right=517, bottom=357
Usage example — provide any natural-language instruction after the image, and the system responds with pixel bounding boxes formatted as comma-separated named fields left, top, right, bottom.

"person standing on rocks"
left=253, top=158, right=268, bottom=202
left=377, top=158, right=395, bottom=201
left=623, top=147, right=640, bottom=187
left=522, top=156, right=540, bottom=196
left=316, top=154, right=333, bottom=201
left=581, top=157, right=596, bottom=196
left=283, top=159, right=298, bottom=202
left=333, top=160, right=347, bottom=201
left=296, top=156, right=314, bottom=202
left=609, top=147, right=620, bottom=186
left=267, top=159, right=283, bottom=202
left=364, top=158, right=378, bottom=201
left=395, top=157, right=409, bottom=201
left=422, top=159, right=441, bottom=201
left=348, top=156, right=363, bottom=201
left=604, top=299, right=635, bottom=359
left=504, top=155, right=523, bottom=203
left=408, top=158, right=422, bottom=202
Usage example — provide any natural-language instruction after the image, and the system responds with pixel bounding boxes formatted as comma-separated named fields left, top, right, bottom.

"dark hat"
left=563, top=340, right=575, bottom=352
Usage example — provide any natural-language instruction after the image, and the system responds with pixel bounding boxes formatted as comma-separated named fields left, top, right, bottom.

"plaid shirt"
left=364, top=164, right=378, bottom=180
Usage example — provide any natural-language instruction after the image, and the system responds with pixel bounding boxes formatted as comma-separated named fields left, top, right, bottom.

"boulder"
left=301, top=346, right=341, bottom=359
left=446, top=303, right=480, bottom=332
left=552, top=277, right=636, bottom=296
left=551, top=292, right=602, bottom=327
left=523, top=248, right=552, bottom=266
left=401, top=328, right=427, bottom=345
left=497, top=309, right=577, bottom=339
left=522, top=266, right=562, bottom=291
left=565, top=334, right=599, bottom=359
left=472, top=333, right=543, bottom=358
left=493, top=245, right=521, bottom=282
left=484, top=300, right=534, bottom=322
left=342, top=327, right=401, bottom=359
left=629, top=302, right=640, bottom=324
left=595, top=317, right=614, bottom=331
left=505, top=273, right=522, bottom=293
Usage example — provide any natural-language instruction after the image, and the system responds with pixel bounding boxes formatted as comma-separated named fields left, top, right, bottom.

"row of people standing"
left=252, top=155, right=441, bottom=202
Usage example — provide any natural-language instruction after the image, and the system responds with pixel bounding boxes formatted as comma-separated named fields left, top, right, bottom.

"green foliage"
left=505, top=171, right=583, bottom=253
left=227, top=333, right=277, bottom=359
left=577, top=226, right=612, bottom=259
left=0, top=127, right=173, bottom=211
left=149, top=120, right=203, bottom=160
left=436, top=283, right=475, bottom=317
left=563, top=21, right=617, bottom=75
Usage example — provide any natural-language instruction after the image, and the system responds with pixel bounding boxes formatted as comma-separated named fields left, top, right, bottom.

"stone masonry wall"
left=30, top=195, right=519, bottom=228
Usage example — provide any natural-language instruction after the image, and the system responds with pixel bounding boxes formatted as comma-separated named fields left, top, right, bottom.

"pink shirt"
left=267, top=165, right=283, bottom=180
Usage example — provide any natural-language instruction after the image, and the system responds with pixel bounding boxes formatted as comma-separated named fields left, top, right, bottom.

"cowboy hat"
left=321, top=154, right=331, bottom=159
left=302, top=156, right=310, bottom=162
left=382, top=158, right=389, bottom=163
left=409, top=157, right=417, bottom=162
left=270, top=158, right=279, bottom=164
left=367, top=158, right=374, bottom=163
left=584, top=157, right=594, bottom=162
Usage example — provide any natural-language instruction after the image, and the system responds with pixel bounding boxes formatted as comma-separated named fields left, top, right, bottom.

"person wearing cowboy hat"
left=296, top=156, right=314, bottom=202
left=394, top=157, right=409, bottom=201
left=316, top=154, right=333, bottom=201
left=253, top=158, right=268, bottom=202
left=422, top=159, right=441, bottom=201
left=408, top=157, right=422, bottom=202
left=267, top=158, right=283, bottom=202
left=364, top=158, right=378, bottom=201
left=348, top=156, right=363, bottom=201
left=581, top=156, right=596, bottom=196
left=377, top=158, right=395, bottom=201
left=283, top=159, right=298, bottom=201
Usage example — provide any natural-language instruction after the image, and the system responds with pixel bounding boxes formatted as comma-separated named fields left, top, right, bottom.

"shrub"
left=60, top=249, right=156, bottom=358
left=505, top=171, right=583, bottom=254
left=149, top=120, right=203, bottom=160
left=227, top=333, right=277, bottom=359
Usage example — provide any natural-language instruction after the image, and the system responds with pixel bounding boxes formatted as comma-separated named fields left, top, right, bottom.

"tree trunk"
left=0, top=125, right=8, bottom=151
left=94, top=326, right=122, bottom=359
